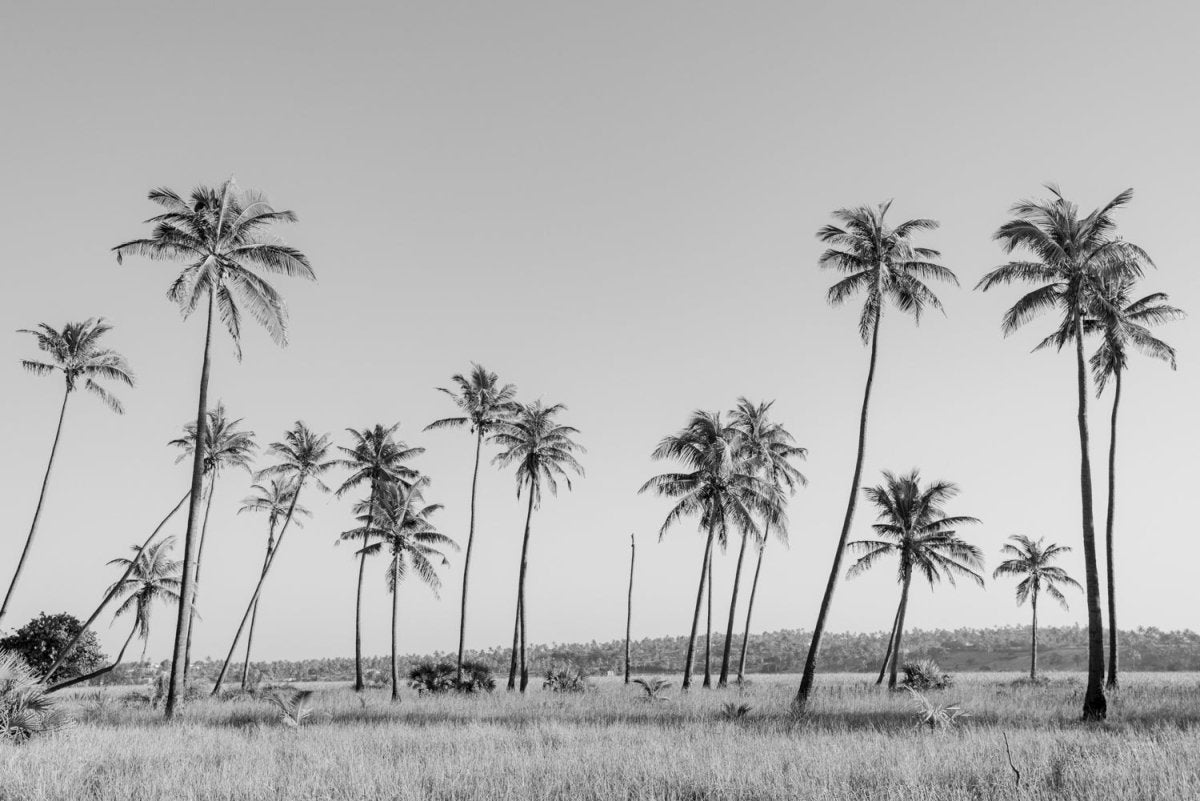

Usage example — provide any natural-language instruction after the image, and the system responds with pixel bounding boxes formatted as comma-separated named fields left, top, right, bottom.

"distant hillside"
left=104, top=625, right=1200, bottom=685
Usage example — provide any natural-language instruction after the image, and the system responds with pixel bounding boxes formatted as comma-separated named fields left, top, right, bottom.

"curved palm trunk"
left=624, top=533, right=635, bottom=684
left=47, top=620, right=139, bottom=694
left=183, top=471, right=218, bottom=682
left=887, top=567, right=913, bottom=689
left=737, top=532, right=769, bottom=684
left=795, top=307, right=882, bottom=713
left=209, top=477, right=307, bottom=695
left=718, top=531, right=751, bottom=687
left=1104, top=370, right=1122, bottom=690
left=1030, top=587, right=1039, bottom=681
left=240, top=518, right=277, bottom=690
left=702, top=548, right=714, bottom=689
left=0, top=386, right=71, bottom=626
left=507, top=594, right=522, bottom=691
left=354, top=480, right=379, bottom=693
left=43, top=489, right=190, bottom=683
left=877, top=594, right=904, bottom=685
left=514, top=489, right=536, bottom=693
left=1074, top=319, right=1107, bottom=720
left=166, top=289, right=216, bottom=720
left=682, top=521, right=716, bottom=691
left=456, top=432, right=484, bottom=684
left=390, top=556, right=402, bottom=702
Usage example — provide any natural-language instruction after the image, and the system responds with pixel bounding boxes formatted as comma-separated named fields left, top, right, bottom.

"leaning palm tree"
left=168, top=403, right=257, bottom=678
left=424, top=364, right=517, bottom=684
left=3, top=319, right=135, bottom=627
left=48, top=538, right=181, bottom=692
left=993, top=535, right=1082, bottom=681
left=975, top=185, right=1147, bottom=720
left=210, top=422, right=334, bottom=695
left=236, top=480, right=309, bottom=689
left=846, top=470, right=984, bottom=688
left=725, top=398, right=806, bottom=686
left=639, top=411, right=777, bottom=691
left=492, top=401, right=585, bottom=692
left=795, top=203, right=958, bottom=713
left=334, top=424, right=423, bottom=691
left=115, top=180, right=315, bottom=718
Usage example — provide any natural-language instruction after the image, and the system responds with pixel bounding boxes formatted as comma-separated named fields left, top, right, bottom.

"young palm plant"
left=424, top=364, right=517, bottom=684
left=975, top=185, right=1148, bottom=719
left=992, top=535, right=1082, bottom=681
left=210, top=422, right=334, bottom=695
left=846, top=470, right=984, bottom=689
left=493, top=401, right=585, bottom=692
left=115, top=180, right=314, bottom=718
left=796, top=203, right=958, bottom=713
left=4, top=319, right=135, bottom=627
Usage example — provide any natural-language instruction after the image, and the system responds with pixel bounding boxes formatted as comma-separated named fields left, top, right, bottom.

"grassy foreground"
left=3, top=673, right=1200, bottom=800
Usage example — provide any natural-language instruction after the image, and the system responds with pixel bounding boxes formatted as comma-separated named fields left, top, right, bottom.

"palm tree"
left=236, top=480, right=309, bottom=689
left=424, top=364, right=517, bottom=684
left=334, top=424, right=423, bottom=691
left=726, top=398, right=806, bottom=686
left=168, top=403, right=257, bottom=678
left=639, top=411, right=776, bottom=691
left=492, top=401, right=585, bottom=692
left=48, top=538, right=181, bottom=692
left=210, top=422, right=334, bottom=695
left=975, top=185, right=1147, bottom=719
left=795, top=203, right=957, bottom=713
left=846, top=470, right=984, bottom=688
left=3, top=319, right=135, bottom=627
left=993, top=535, right=1082, bottom=681
left=115, top=180, right=314, bottom=718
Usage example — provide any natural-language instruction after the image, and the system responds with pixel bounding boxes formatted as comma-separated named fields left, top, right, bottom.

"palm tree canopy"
left=425, top=363, right=518, bottom=434
left=19, top=318, right=135, bottom=413
left=847, top=469, right=984, bottom=589
left=491, top=401, right=585, bottom=506
left=255, top=421, right=336, bottom=493
left=113, top=180, right=315, bottom=359
left=819, top=202, right=958, bottom=343
left=333, top=423, right=423, bottom=500
left=729, top=398, right=806, bottom=545
left=238, top=479, right=310, bottom=529
left=168, top=402, right=257, bottom=475
left=353, top=481, right=458, bottom=595
left=107, top=537, right=183, bottom=640
left=1086, top=278, right=1184, bottom=393
left=993, top=534, right=1082, bottom=609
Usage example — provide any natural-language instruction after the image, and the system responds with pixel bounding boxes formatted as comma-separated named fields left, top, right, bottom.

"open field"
left=3, top=673, right=1200, bottom=800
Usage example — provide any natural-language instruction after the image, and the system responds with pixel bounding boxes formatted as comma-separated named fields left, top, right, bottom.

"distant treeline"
left=100, top=625, right=1200, bottom=686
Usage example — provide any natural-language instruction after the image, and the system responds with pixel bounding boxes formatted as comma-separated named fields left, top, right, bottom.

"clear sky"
left=2, top=1, right=1197, bottom=665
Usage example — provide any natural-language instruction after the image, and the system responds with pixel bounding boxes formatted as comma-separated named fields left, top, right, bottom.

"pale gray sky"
left=2, top=1, right=1197, bottom=663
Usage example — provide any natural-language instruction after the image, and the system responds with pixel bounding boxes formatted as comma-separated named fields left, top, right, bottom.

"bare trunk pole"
left=1104, top=369, right=1122, bottom=691
left=354, top=480, right=379, bottom=692
left=240, top=519, right=276, bottom=690
left=184, top=470, right=217, bottom=682
left=702, top=547, right=713, bottom=689
left=456, top=431, right=484, bottom=684
left=509, top=489, right=535, bottom=691
left=681, top=522, right=716, bottom=691
left=624, top=533, right=635, bottom=684
left=887, top=566, right=912, bottom=689
left=1030, top=587, right=1039, bottom=681
left=718, top=530, right=751, bottom=687
left=876, top=592, right=904, bottom=685
left=1074, top=318, right=1107, bottom=720
left=737, top=532, right=768, bottom=684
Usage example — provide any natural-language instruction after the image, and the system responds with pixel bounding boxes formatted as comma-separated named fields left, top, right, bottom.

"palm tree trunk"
left=166, top=288, right=216, bottom=720
left=456, top=431, right=484, bottom=684
left=43, top=489, right=190, bottom=683
left=624, top=533, right=635, bottom=684
left=507, top=594, right=522, bottom=691
left=1074, top=318, right=1107, bottom=720
left=1030, top=587, right=1039, bottom=682
left=795, top=307, right=882, bottom=713
left=682, top=521, right=716, bottom=691
left=354, top=479, right=379, bottom=693
left=390, top=556, right=401, bottom=702
left=515, top=489, right=536, bottom=693
left=240, top=519, right=277, bottom=690
left=184, top=470, right=218, bottom=682
left=209, top=475, right=308, bottom=695
left=718, top=530, right=751, bottom=687
left=702, top=547, right=714, bottom=689
left=1104, top=369, right=1122, bottom=691
left=737, top=532, right=768, bottom=684
left=47, top=620, right=139, bottom=693
left=0, top=385, right=71, bottom=627
left=887, top=567, right=913, bottom=690
left=877, top=593, right=904, bottom=686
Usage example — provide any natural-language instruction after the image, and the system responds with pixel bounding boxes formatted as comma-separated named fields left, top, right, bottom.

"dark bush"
left=901, top=658, right=953, bottom=691
left=407, top=661, right=495, bottom=694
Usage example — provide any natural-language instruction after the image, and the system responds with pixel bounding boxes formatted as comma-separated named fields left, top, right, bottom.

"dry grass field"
left=3, top=672, right=1200, bottom=800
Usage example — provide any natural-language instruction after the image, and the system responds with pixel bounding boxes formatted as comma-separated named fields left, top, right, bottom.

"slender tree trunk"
left=1104, top=369, right=1122, bottom=691
left=718, top=530, right=751, bottom=687
left=624, top=533, right=635, bottom=684
left=456, top=431, right=484, bottom=684
left=682, top=521, right=716, bottom=691
left=166, top=289, right=216, bottom=720
left=795, top=307, right=882, bottom=713
left=184, top=470, right=217, bottom=682
left=354, top=479, right=379, bottom=692
left=737, top=530, right=769, bottom=684
left=702, top=547, right=714, bottom=689
left=42, top=490, right=190, bottom=683
left=507, top=594, right=522, bottom=691
left=1074, top=318, right=1107, bottom=720
left=887, top=567, right=913, bottom=690
left=515, top=489, right=536, bottom=693
left=877, top=593, right=904, bottom=685
left=1030, top=587, right=1039, bottom=682
left=240, top=518, right=277, bottom=690
left=47, top=620, right=139, bottom=693
left=0, top=386, right=71, bottom=626
left=390, top=556, right=401, bottom=702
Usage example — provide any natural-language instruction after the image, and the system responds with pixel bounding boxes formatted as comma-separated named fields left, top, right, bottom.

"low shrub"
left=901, top=659, right=953, bottom=691
left=408, top=661, right=496, bottom=694
left=0, top=650, right=71, bottom=743
left=543, top=664, right=590, bottom=694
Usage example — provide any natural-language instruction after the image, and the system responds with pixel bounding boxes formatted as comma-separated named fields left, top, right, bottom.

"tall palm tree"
left=424, top=364, right=517, bottom=684
left=236, top=480, right=309, bottom=689
left=4, top=319, right=135, bottom=627
left=492, top=401, right=584, bottom=692
left=115, top=180, right=314, bottom=718
left=334, top=424, right=423, bottom=691
left=993, top=535, right=1082, bottom=681
left=846, top=470, right=984, bottom=688
left=795, top=203, right=957, bottom=713
left=168, top=403, right=257, bottom=678
left=726, top=398, right=806, bottom=686
left=975, top=185, right=1147, bottom=720
left=210, top=422, right=334, bottom=695
left=639, top=411, right=776, bottom=691
left=48, top=538, right=181, bottom=692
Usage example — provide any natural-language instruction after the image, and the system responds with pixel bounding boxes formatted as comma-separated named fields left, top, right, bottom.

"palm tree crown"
left=492, top=402, right=585, bottom=504
left=257, top=422, right=337, bottom=492
left=992, top=535, right=1081, bottom=608
left=19, top=318, right=135, bottom=412
left=356, top=483, right=458, bottom=594
left=425, top=364, right=518, bottom=435
left=334, top=424, right=424, bottom=501
left=730, top=398, right=807, bottom=508
left=1088, top=278, right=1184, bottom=392
left=168, top=402, right=257, bottom=475
left=239, top=479, right=310, bottom=532
left=107, top=537, right=183, bottom=643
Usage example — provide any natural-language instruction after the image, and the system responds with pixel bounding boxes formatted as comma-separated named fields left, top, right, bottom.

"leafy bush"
left=719, top=702, right=752, bottom=720
left=0, top=651, right=71, bottom=743
left=407, top=661, right=495, bottom=694
left=0, top=612, right=105, bottom=681
left=268, top=689, right=314, bottom=728
left=907, top=687, right=969, bottom=730
left=901, top=659, right=953, bottom=691
left=543, top=664, right=590, bottom=693
left=632, top=677, right=671, bottom=701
